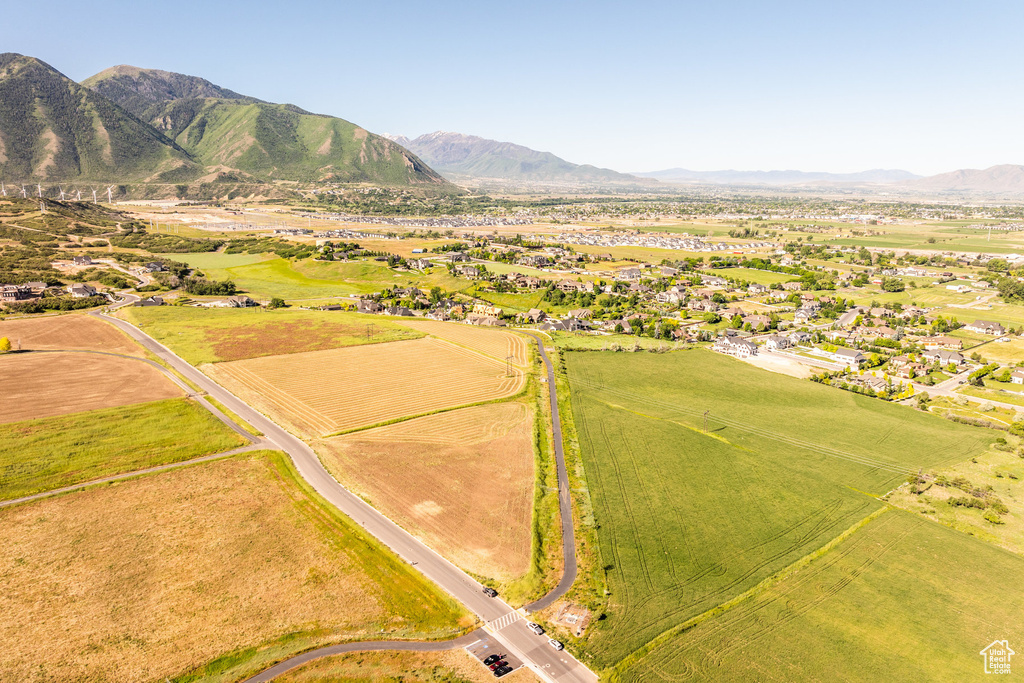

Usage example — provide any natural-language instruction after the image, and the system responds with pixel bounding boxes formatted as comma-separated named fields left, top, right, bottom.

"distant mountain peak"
left=395, top=130, right=648, bottom=185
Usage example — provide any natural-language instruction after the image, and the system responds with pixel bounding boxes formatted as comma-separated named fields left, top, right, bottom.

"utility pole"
left=366, top=323, right=375, bottom=341
left=703, top=410, right=710, bottom=434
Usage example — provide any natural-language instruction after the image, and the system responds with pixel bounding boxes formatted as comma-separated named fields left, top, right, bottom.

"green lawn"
left=121, top=306, right=424, bottom=364
left=565, top=349, right=995, bottom=670
left=613, top=510, right=1024, bottom=682
left=0, top=398, right=247, bottom=500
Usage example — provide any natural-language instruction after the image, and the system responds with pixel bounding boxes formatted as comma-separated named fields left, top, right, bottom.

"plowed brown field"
left=318, top=402, right=535, bottom=579
left=0, top=314, right=141, bottom=355
left=0, top=352, right=182, bottom=423
left=398, top=319, right=529, bottom=367
left=205, top=337, right=525, bottom=437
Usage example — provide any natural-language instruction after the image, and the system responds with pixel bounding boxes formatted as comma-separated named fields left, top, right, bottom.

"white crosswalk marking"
left=489, top=611, right=521, bottom=630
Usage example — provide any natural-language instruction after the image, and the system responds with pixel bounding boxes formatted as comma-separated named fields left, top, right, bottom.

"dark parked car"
left=494, top=666, right=513, bottom=678
left=483, top=587, right=498, bottom=597
left=483, top=654, right=501, bottom=665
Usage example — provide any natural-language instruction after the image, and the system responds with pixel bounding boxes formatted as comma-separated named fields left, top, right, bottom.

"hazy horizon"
left=6, top=0, right=1024, bottom=176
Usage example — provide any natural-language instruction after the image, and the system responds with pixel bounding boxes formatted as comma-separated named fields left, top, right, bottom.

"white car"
left=526, top=622, right=544, bottom=635
left=548, top=638, right=564, bottom=651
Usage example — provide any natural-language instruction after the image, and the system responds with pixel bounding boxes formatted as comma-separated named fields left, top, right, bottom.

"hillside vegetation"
left=84, top=66, right=452, bottom=187
left=0, top=53, right=196, bottom=182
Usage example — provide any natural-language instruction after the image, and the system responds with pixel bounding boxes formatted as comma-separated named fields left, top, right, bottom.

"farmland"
left=121, top=306, right=424, bottom=364
left=0, top=314, right=142, bottom=355
left=397, top=318, right=531, bottom=366
left=614, top=511, right=1024, bottom=682
left=565, top=349, right=995, bottom=669
left=318, top=402, right=536, bottom=580
left=0, top=352, right=182, bottom=423
left=206, top=337, right=525, bottom=437
left=0, top=398, right=246, bottom=500
left=0, top=451, right=467, bottom=683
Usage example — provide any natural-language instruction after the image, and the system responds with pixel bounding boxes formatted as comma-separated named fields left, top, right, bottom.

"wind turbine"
left=92, top=188, right=98, bottom=204
left=106, top=186, right=114, bottom=203
left=36, top=184, right=42, bottom=198
left=1, top=182, right=6, bottom=197
left=21, top=185, right=27, bottom=198
left=76, top=189, right=82, bottom=201
left=59, top=187, right=66, bottom=201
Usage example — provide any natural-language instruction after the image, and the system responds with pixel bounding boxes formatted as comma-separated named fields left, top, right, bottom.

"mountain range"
left=633, top=168, right=922, bottom=186
left=0, top=53, right=449, bottom=190
left=385, top=131, right=651, bottom=185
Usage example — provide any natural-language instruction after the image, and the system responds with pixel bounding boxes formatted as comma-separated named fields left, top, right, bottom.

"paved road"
left=94, top=305, right=597, bottom=683
left=523, top=333, right=577, bottom=613
left=242, top=629, right=488, bottom=683
left=0, top=443, right=267, bottom=508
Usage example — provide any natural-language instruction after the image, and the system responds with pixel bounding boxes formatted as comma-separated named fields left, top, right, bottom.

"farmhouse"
left=965, top=320, right=1006, bottom=335
left=713, top=335, right=758, bottom=358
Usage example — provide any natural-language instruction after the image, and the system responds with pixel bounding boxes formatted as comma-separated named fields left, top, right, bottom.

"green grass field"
left=613, top=510, right=1024, bottom=682
left=120, top=306, right=424, bottom=364
left=565, top=349, right=996, bottom=670
left=708, top=267, right=797, bottom=285
left=0, top=398, right=246, bottom=500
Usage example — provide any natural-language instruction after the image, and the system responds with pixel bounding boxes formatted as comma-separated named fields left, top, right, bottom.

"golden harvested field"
left=0, top=352, right=182, bottom=423
left=274, top=649, right=532, bottom=683
left=398, top=319, right=530, bottom=366
left=318, top=402, right=535, bottom=580
left=0, top=452, right=467, bottom=683
left=0, top=314, right=142, bottom=355
left=206, top=338, right=525, bottom=436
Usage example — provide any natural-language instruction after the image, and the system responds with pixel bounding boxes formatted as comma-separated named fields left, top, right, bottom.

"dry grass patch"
left=0, top=352, right=182, bottom=423
left=0, top=314, right=142, bottom=355
left=274, top=649, right=532, bottom=683
left=318, top=403, right=535, bottom=580
left=206, top=338, right=525, bottom=437
left=397, top=319, right=530, bottom=366
left=0, top=452, right=467, bottom=683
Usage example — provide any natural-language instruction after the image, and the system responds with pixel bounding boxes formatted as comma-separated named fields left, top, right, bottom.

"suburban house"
left=410, top=258, right=432, bottom=270
left=793, top=308, right=815, bottom=324
left=567, top=308, right=593, bottom=319
left=67, top=283, right=97, bottom=298
left=1, top=284, right=32, bottom=302
left=660, top=266, right=679, bottom=277
left=447, top=251, right=470, bottom=263
left=743, top=314, right=771, bottom=329
left=616, top=267, right=642, bottom=281
left=539, top=318, right=586, bottom=332
left=789, top=330, right=812, bottom=344
left=385, top=305, right=415, bottom=317
left=517, top=308, right=546, bottom=324
left=782, top=281, right=802, bottom=291
left=832, top=347, right=866, bottom=366
left=457, top=265, right=480, bottom=278
left=1012, top=370, right=1024, bottom=385
left=701, top=275, right=728, bottom=286
left=466, top=313, right=505, bottom=326
left=965, top=320, right=1006, bottom=335
left=918, top=335, right=963, bottom=350
left=713, top=335, right=758, bottom=358
left=922, top=348, right=965, bottom=366
left=357, top=299, right=383, bottom=314
left=472, top=303, right=503, bottom=317
left=747, top=283, right=768, bottom=294
left=134, top=296, right=164, bottom=307
left=208, top=295, right=257, bottom=308
left=72, top=255, right=93, bottom=266
left=763, top=334, right=791, bottom=351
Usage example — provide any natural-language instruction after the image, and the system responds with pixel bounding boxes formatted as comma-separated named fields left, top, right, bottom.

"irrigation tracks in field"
left=571, top=378, right=915, bottom=476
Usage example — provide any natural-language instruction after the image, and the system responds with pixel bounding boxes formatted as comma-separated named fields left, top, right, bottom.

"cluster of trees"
left=183, top=278, right=237, bottom=296
left=4, top=295, right=108, bottom=314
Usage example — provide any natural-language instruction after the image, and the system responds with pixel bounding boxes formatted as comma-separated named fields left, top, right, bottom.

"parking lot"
left=464, top=631, right=524, bottom=676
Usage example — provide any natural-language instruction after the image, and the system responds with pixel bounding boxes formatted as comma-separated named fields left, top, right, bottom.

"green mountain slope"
left=388, top=131, right=648, bottom=184
left=84, top=66, right=450, bottom=187
left=0, top=53, right=197, bottom=182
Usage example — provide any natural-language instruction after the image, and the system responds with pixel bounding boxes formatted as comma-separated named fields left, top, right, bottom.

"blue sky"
left=7, top=0, right=1024, bottom=174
